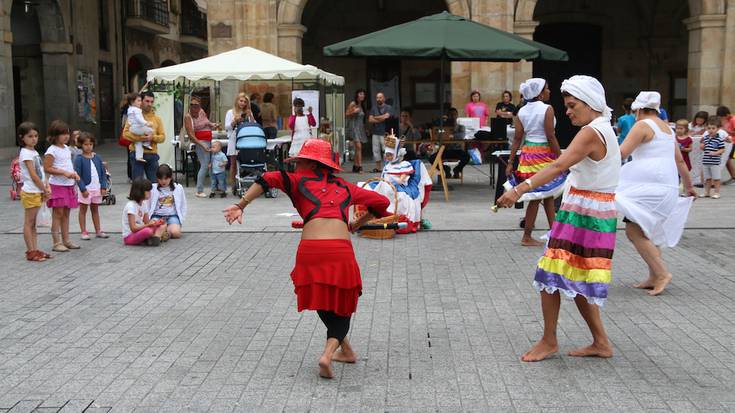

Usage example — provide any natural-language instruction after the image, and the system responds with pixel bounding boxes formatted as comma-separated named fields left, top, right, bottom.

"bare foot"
left=633, top=276, right=655, bottom=289
left=332, top=350, right=357, bottom=363
left=521, top=339, right=558, bottom=362
left=568, top=341, right=613, bottom=358
left=318, top=355, right=334, bottom=378
left=521, top=238, right=544, bottom=247
left=647, top=273, right=672, bottom=296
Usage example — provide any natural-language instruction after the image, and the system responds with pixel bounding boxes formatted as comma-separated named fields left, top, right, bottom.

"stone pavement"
left=2, top=143, right=735, bottom=412
left=1, top=227, right=735, bottom=412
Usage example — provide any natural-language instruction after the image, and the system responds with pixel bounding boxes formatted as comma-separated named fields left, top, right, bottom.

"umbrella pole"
left=439, top=56, right=444, bottom=130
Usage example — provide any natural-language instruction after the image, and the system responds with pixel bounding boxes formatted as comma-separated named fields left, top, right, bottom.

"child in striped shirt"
left=700, top=116, right=727, bottom=198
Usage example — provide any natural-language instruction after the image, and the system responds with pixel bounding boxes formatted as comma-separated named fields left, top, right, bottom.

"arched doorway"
left=128, top=54, right=154, bottom=91
left=301, top=0, right=448, bottom=126
left=528, top=0, right=690, bottom=144
left=160, top=59, right=178, bottom=67
left=11, top=0, right=45, bottom=128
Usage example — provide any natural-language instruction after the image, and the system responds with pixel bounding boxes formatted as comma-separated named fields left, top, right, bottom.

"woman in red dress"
left=223, top=139, right=390, bottom=378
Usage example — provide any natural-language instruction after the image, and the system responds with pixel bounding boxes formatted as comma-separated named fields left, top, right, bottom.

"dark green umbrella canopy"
left=323, top=11, right=568, bottom=62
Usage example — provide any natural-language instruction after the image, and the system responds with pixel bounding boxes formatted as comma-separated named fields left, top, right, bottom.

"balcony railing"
left=181, top=9, right=207, bottom=40
left=126, top=0, right=169, bottom=28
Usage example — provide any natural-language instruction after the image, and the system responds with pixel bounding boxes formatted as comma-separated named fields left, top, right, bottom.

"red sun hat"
left=285, top=138, right=342, bottom=171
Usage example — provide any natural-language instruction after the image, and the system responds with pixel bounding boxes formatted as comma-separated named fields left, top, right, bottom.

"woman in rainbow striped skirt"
left=506, top=78, right=565, bottom=246
left=498, top=75, right=621, bottom=362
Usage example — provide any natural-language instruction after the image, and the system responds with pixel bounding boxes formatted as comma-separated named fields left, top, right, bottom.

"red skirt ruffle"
left=290, top=239, right=361, bottom=316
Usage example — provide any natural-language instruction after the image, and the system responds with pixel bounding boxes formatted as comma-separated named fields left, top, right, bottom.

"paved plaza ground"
left=1, top=143, right=735, bottom=412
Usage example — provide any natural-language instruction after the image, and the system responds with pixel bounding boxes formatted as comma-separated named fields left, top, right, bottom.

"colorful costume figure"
left=366, top=140, right=432, bottom=232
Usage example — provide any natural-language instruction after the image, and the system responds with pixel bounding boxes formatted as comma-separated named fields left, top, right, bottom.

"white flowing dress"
left=615, top=118, right=693, bottom=247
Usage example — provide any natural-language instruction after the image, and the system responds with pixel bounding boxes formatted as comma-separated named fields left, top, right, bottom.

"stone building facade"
left=0, top=0, right=208, bottom=147
left=207, top=0, right=734, bottom=132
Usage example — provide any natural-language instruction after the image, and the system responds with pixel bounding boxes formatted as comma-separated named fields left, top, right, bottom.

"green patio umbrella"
left=324, top=11, right=568, bottom=127
left=323, top=11, right=568, bottom=62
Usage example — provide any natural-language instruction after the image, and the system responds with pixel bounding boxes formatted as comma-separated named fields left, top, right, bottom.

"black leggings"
left=317, top=310, right=351, bottom=343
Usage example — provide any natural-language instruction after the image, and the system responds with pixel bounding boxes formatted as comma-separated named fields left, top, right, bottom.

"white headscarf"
left=631, top=91, right=661, bottom=113
left=519, top=78, right=546, bottom=101
left=560, top=75, right=612, bottom=120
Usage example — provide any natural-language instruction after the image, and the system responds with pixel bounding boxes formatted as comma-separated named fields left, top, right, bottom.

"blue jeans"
left=195, top=141, right=211, bottom=193
left=211, top=171, right=227, bottom=192
left=130, top=152, right=159, bottom=182
left=151, top=214, right=181, bottom=226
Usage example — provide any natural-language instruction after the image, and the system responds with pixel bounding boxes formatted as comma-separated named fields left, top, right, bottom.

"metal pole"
left=439, top=55, right=444, bottom=131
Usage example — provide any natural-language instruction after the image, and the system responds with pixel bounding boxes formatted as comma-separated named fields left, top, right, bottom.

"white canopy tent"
left=146, top=46, right=344, bottom=86
left=144, top=47, right=345, bottom=174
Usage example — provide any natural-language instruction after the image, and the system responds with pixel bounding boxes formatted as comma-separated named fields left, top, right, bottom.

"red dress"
left=257, top=169, right=391, bottom=316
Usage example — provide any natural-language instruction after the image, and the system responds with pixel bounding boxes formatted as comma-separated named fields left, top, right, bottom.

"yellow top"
left=123, top=110, right=165, bottom=154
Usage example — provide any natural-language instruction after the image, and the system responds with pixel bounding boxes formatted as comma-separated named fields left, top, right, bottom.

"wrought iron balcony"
left=180, top=1, right=207, bottom=49
left=126, top=0, right=170, bottom=34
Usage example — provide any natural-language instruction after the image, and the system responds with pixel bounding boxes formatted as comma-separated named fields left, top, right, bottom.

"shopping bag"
left=38, top=204, right=51, bottom=228
left=469, top=147, right=482, bottom=165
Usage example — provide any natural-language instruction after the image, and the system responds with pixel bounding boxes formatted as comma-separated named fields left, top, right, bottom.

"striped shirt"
left=702, top=132, right=726, bottom=165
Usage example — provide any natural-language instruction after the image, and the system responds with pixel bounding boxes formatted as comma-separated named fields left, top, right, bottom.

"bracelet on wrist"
left=524, top=178, right=534, bottom=190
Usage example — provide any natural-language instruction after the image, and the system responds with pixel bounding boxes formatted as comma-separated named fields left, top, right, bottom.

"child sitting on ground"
left=209, top=140, right=228, bottom=198
left=122, top=178, right=165, bottom=246
left=674, top=119, right=693, bottom=171
left=126, top=93, right=154, bottom=163
left=700, top=116, right=727, bottom=198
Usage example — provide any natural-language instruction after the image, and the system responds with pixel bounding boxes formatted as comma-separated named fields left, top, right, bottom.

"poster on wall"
left=153, top=91, right=175, bottom=168
left=76, top=71, right=97, bottom=123
left=291, top=90, right=320, bottom=122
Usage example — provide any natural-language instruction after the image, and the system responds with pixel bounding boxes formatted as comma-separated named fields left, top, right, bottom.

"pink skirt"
left=47, top=184, right=79, bottom=209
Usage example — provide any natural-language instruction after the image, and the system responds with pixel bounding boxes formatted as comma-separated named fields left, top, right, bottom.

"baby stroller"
left=9, top=157, right=22, bottom=200
left=102, top=162, right=116, bottom=205
left=235, top=122, right=277, bottom=198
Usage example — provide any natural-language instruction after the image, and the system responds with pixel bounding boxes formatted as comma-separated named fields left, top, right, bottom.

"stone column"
left=685, top=13, right=727, bottom=115
left=512, top=20, right=538, bottom=93
left=720, top=0, right=735, bottom=108
left=40, top=42, right=74, bottom=125
left=0, top=2, right=15, bottom=146
left=277, top=23, right=306, bottom=63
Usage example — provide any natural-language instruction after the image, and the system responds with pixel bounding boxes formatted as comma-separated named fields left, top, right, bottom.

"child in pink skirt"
left=73, top=132, right=109, bottom=240
left=122, top=178, right=166, bottom=246
left=43, top=120, right=81, bottom=252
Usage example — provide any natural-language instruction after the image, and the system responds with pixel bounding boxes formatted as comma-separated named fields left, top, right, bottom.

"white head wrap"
left=631, top=91, right=661, bottom=113
left=560, top=75, right=612, bottom=120
left=519, top=78, right=546, bottom=100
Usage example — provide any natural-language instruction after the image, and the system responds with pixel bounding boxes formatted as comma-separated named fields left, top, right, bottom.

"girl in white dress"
left=616, top=91, right=697, bottom=296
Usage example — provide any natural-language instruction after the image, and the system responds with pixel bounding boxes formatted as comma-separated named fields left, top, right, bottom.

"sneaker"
left=220, top=192, right=227, bottom=198
left=80, top=231, right=91, bottom=241
left=209, top=192, right=216, bottom=198
left=135, top=158, right=147, bottom=163
left=145, top=236, right=161, bottom=246
left=712, top=193, right=721, bottom=199
left=95, top=231, right=109, bottom=239
left=195, top=192, right=207, bottom=198
left=700, top=193, right=710, bottom=198
left=161, top=230, right=170, bottom=242
left=64, top=242, right=80, bottom=250
left=420, top=218, right=432, bottom=230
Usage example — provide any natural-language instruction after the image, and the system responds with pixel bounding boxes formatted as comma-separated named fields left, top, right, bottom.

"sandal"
left=63, top=242, right=80, bottom=249
left=26, top=250, right=46, bottom=262
left=36, top=250, right=52, bottom=259
left=52, top=243, right=69, bottom=252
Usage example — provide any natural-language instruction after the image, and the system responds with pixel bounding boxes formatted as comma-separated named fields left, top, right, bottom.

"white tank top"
left=567, top=117, right=621, bottom=193
left=619, top=118, right=678, bottom=188
left=518, top=101, right=553, bottom=143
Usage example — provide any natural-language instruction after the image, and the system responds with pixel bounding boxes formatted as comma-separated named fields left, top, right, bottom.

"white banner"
left=153, top=91, right=175, bottom=168
left=291, top=90, right=320, bottom=122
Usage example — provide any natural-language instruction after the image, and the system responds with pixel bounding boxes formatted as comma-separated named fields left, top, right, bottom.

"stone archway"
left=10, top=0, right=72, bottom=133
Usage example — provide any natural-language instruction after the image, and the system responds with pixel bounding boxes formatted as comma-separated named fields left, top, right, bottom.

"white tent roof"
left=146, top=46, right=344, bottom=86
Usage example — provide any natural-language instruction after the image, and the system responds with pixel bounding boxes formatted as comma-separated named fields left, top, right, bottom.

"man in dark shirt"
left=368, top=92, right=393, bottom=172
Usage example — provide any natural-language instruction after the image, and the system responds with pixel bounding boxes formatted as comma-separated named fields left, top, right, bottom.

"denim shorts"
left=151, top=214, right=181, bottom=226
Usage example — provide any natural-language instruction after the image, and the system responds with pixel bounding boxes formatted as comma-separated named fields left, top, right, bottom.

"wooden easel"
left=427, top=145, right=450, bottom=201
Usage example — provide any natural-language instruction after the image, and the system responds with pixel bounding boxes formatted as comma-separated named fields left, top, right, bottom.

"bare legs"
left=78, top=204, right=101, bottom=234
left=23, top=207, right=40, bottom=252
left=521, top=197, right=556, bottom=247
left=51, top=207, right=72, bottom=246
left=354, top=141, right=362, bottom=170
left=522, top=291, right=612, bottom=362
left=626, top=223, right=672, bottom=295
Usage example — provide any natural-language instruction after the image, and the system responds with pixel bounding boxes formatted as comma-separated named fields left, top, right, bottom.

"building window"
left=98, top=0, right=109, bottom=50
left=126, top=0, right=170, bottom=27
left=180, top=0, right=207, bottom=40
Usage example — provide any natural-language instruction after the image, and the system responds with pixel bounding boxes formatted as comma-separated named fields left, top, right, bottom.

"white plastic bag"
left=37, top=204, right=51, bottom=228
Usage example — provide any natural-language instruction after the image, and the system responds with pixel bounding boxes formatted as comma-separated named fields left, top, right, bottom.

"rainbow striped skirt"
left=516, top=140, right=558, bottom=180
left=534, top=187, right=617, bottom=306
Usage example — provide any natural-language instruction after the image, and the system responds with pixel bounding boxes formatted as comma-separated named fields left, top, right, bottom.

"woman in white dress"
left=616, top=91, right=697, bottom=296
left=225, top=93, right=254, bottom=192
